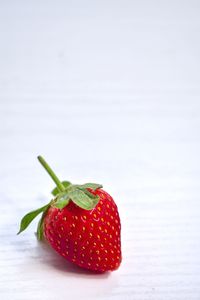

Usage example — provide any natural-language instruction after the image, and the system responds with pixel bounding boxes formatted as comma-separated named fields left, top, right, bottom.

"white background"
left=0, top=1, right=200, bottom=299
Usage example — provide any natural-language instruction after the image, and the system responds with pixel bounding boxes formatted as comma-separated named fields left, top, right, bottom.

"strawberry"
left=18, top=156, right=122, bottom=272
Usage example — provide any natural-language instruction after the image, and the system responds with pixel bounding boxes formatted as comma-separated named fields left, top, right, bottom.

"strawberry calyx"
left=17, top=155, right=103, bottom=240
left=38, top=155, right=102, bottom=210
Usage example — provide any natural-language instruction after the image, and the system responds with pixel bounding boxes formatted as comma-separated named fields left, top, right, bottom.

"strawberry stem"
left=37, top=156, right=65, bottom=192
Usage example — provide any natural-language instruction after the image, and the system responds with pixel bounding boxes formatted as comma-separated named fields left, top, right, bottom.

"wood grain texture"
left=0, top=1, right=200, bottom=299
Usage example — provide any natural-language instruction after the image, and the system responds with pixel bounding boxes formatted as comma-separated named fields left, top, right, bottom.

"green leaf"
left=77, top=183, right=103, bottom=190
left=36, top=206, right=51, bottom=240
left=51, top=181, right=71, bottom=196
left=77, top=187, right=98, bottom=199
left=69, top=189, right=100, bottom=210
left=17, top=204, right=49, bottom=235
left=36, top=214, right=44, bottom=240
left=54, top=193, right=70, bottom=209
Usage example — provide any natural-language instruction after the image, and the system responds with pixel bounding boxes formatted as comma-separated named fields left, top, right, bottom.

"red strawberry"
left=18, top=156, right=122, bottom=272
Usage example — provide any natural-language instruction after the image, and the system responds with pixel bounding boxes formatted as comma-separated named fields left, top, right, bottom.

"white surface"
left=0, top=1, right=200, bottom=299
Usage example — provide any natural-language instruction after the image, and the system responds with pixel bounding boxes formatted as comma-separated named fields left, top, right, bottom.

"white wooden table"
left=0, top=1, right=200, bottom=299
